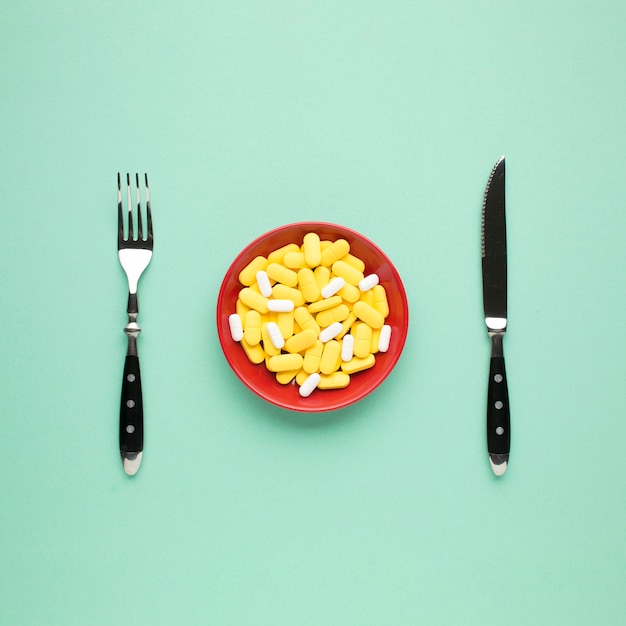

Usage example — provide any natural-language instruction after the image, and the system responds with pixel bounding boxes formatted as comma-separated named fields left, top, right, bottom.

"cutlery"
left=481, top=157, right=510, bottom=476
left=117, top=173, right=153, bottom=476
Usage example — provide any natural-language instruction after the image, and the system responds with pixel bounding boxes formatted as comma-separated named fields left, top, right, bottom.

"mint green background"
left=1, top=1, right=625, bottom=624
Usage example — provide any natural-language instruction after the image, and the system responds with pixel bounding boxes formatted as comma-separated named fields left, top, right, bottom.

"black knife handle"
left=487, top=343, right=510, bottom=457
left=120, top=355, right=144, bottom=455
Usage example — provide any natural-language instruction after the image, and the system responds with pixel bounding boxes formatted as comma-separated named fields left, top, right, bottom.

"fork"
left=117, top=173, right=153, bottom=476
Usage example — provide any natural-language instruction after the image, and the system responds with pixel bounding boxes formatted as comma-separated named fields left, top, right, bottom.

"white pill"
left=267, top=299, right=294, bottom=312
left=359, top=273, right=379, bottom=292
left=321, top=276, right=346, bottom=298
left=299, top=372, right=321, bottom=397
left=341, top=334, right=355, bottom=361
left=228, top=313, right=244, bottom=342
left=256, top=270, right=272, bottom=297
left=319, top=321, right=343, bottom=343
left=378, top=324, right=392, bottom=352
left=266, top=322, right=285, bottom=349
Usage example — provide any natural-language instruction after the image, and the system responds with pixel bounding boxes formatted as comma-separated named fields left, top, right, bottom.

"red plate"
left=216, top=222, right=409, bottom=412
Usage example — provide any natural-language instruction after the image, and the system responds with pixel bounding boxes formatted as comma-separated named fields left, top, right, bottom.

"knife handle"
left=120, top=355, right=144, bottom=459
left=487, top=336, right=510, bottom=462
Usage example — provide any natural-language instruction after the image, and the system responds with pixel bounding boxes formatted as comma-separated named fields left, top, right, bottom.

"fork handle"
left=120, top=355, right=144, bottom=474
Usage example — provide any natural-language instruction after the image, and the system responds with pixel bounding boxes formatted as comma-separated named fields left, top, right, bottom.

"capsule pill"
left=256, top=270, right=273, bottom=297
left=299, top=372, right=321, bottom=397
left=267, top=299, right=295, bottom=312
left=228, top=314, right=244, bottom=342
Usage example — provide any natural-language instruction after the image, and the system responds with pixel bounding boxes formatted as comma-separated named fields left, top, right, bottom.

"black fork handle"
left=120, top=355, right=144, bottom=463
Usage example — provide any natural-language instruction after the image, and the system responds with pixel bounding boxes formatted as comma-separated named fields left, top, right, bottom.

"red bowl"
left=216, top=222, right=409, bottom=412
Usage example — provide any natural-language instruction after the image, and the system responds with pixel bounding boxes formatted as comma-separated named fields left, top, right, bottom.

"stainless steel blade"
left=482, top=156, right=507, bottom=331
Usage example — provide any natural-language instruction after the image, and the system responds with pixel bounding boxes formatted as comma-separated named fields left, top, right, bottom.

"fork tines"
left=117, top=173, right=153, bottom=246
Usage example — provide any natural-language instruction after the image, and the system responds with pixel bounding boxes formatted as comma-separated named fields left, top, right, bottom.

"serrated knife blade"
left=481, top=156, right=510, bottom=476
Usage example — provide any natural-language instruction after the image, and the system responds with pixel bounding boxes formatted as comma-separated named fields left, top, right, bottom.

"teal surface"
left=1, top=1, right=625, bottom=624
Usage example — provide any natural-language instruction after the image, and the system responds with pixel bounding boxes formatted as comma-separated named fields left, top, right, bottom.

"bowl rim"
left=216, top=221, right=409, bottom=412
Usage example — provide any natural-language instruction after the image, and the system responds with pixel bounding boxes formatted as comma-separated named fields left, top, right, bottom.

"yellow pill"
left=370, top=327, right=381, bottom=354
left=332, top=260, right=364, bottom=286
left=283, top=251, right=306, bottom=269
left=316, top=304, right=351, bottom=328
left=353, top=300, right=384, bottom=329
left=303, top=232, right=322, bottom=267
left=241, top=338, right=265, bottom=364
left=320, top=240, right=332, bottom=250
left=239, top=287, right=269, bottom=314
left=238, top=256, right=268, bottom=286
left=313, top=266, right=331, bottom=292
left=276, top=369, right=299, bottom=384
left=276, top=311, right=294, bottom=339
left=267, top=353, right=304, bottom=372
left=341, top=353, right=376, bottom=374
left=296, top=369, right=310, bottom=386
left=303, top=340, right=323, bottom=373
left=284, top=329, right=317, bottom=353
left=342, top=253, right=366, bottom=273
left=308, top=295, right=342, bottom=313
left=236, top=298, right=250, bottom=318
left=360, top=290, right=375, bottom=307
left=266, top=262, right=298, bottom=288
left=297, top=268, right=321, bottom=303
left=320, top=239, right=350, bottom=266
left=271, top=284, right=305, bottom=306
left=336, top=312, right=357, bottom=339
left=318, top=371, right=350, bottom=389
left=353, top=322, right=373, bottom=358
left=373, top=284, right=389, bottom=317
left=243, top=310, right=262, bottom=346
left=320, top=340, right=342, bottom=375
left=294, top=307, right=321, bottom=335
left=267, top=243, right=300, bottom=264
left=339, top=282, right=361, bottom=303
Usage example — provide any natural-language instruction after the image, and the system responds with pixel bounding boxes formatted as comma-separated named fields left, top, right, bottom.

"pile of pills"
left=228, top=232, right=392, bottom=398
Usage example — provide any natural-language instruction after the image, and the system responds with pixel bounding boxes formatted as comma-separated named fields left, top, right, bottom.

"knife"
left=481, top=156, right=510, bottom=476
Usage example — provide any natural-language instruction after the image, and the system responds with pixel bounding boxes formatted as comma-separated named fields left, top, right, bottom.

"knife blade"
left=481, top=156, right=510, bottom=476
